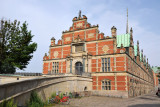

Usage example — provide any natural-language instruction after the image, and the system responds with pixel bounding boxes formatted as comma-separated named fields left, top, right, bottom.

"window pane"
left=102, top=81, right=104, bottom=85
left=108, top=86, right=111, bottom=90
left=102, top=58, right=111, bottom=73
left=108, top=58, right=110, bottom=62
left=105, top=67, right=107, bottom=72
left=108, top=58, right=110, bottom=65
left=80, top=67, right=83, bottom=71
left=108, top=81, right=111, bottom=86
left=102, top=67, right=104, bottom=72
left=105, top=63, right=107, bottom=66
left=102, top=58, right=104, bottom=62
left=105, top=58, right=107, bottom=62
left=105, top=81, right=108, bottom=85
left=105, top=86, right=107, bottom=90
left=108, top=67, right=110, bottom=72
left=102, top=80, right=112, bottom=90
left=102, top=86, right=104, bottom=90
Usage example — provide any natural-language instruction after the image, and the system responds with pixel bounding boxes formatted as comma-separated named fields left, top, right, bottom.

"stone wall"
left=0, top=76, right=92, bottom=106
left=92, top=90, right=128, bottom=98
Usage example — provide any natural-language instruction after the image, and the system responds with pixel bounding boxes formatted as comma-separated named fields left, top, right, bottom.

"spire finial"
left=141, top=49, right=143, bottom=54
left=126, top=8, right=129, bottom=34
left=137, top=40, right=139, bottom=52
left=79, top=10, right=81, bottom=18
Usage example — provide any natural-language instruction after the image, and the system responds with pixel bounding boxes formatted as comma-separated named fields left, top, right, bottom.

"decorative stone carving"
left=120, top=49, right=124, bottom=53
left=102, top=45, right=109, bottom=53
left=88, top=33, right=94, bottom=38
left=54, top=51, right=59, bottom=58
left=82, top=55, right=87, bottom=59
left=65, top=37, right=71, bottom=42
left=76, top=23, right=83, bottom=28
left=74, top=35, right=82, bottom=43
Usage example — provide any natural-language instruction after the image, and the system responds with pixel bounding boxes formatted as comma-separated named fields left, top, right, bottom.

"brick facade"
left=43, top=11, right=156, bottom=98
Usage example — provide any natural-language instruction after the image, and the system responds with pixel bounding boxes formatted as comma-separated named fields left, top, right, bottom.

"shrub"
left=50, top=92, right=56, bottom=98
left=27, top=91, right=44, bottom=107
left=59, top=93, right=64, bottom=99
left=0, top=99, right=17, bottom=107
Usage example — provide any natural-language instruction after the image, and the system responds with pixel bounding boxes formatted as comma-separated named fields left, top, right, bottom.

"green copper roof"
left=134, top=45, right=137, bottom=56
left=152, top=66, right=160, bottom=73
left=140, top=52, right=142, bottom=61
left=117, top=33, right=130, bottom=47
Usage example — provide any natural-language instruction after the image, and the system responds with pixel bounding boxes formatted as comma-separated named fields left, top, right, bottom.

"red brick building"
left=43, top=11, right=155, bottom=97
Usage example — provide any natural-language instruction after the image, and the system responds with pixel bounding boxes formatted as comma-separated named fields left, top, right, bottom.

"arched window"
left=75, top=62, right=83, bottom=75
left=102, top=79, right=111, bottom=90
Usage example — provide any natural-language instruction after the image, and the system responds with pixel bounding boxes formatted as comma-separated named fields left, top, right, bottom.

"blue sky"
left=0, top=0, right=160, bottom=73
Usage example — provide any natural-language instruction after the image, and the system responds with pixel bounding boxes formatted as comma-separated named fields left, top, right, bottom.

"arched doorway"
left=75, top=62, right=83, bottom=75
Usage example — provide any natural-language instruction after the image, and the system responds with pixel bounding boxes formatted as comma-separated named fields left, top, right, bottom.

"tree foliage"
left=0, top=19, right=37, bottom=73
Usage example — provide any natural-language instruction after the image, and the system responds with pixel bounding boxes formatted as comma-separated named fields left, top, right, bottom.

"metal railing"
left=14, top=72, right=42, bottom=76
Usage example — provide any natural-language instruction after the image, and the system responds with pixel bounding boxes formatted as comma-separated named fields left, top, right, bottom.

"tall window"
left=102, top=80, right=111, bottom=90
left=52, top=62, right=59, bottom=74
left=75, top=62, right=83, bottom=75
left=102, top=58, right=110, bottom=72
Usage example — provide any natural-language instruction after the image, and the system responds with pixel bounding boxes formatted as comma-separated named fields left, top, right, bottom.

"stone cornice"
left=62, top=26, right=98, bottom=34
left=72, top=18, right=87, bottom=22
left=125, top=52, right=153, bottom=79
left=43, top=53, right=125, bottom=61
left=50, top=37, right=114, bottom=48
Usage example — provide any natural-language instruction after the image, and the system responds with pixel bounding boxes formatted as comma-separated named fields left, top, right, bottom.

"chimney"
left=51, top=37, right=55, bottom=46
left=111, top=26, right=117, bottom=38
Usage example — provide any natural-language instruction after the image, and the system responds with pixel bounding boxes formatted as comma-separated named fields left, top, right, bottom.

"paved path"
left=56, top=93, right=160, bottom=107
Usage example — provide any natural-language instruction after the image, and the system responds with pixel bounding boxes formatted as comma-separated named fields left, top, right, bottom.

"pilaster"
left=83, top=58, right=85, bottom=72
left=70, top=59, right=73, bottom=73
left=114, top=73, right=117, bottom=90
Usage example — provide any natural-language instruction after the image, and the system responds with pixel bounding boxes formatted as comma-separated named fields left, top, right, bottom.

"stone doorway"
left=75, top=62, right=83, bottom=75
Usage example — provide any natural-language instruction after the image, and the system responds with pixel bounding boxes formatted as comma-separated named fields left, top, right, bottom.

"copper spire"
left=79, top=10, right=81, bottom=18
left=126, top=8, right=129, bottom=34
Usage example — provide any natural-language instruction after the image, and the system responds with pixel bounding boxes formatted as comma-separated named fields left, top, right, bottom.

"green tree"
left=0, top=19, right=37, bottom=73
